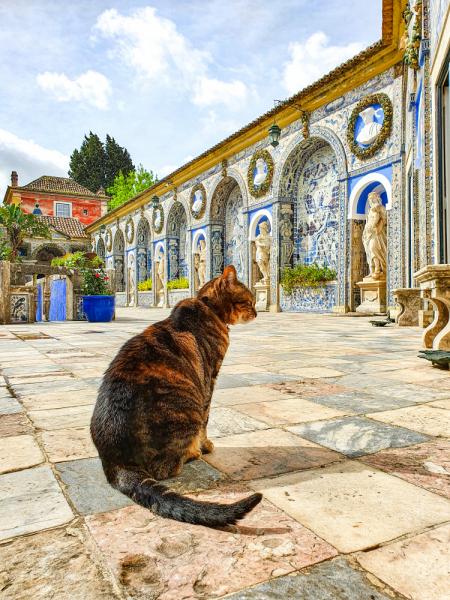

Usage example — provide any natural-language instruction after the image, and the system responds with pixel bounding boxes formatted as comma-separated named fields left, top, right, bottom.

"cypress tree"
left=104, top=135, right=134, bottom=191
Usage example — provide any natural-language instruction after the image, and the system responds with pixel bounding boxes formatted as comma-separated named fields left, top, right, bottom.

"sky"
left=0, top=0, right=382, bottom=198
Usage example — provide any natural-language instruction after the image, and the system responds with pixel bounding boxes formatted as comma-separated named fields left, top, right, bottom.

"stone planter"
left=280, top=282, right=337, bottom=313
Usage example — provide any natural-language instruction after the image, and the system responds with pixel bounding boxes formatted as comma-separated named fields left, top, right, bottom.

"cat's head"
left=197, top=265, right=257, bottom=325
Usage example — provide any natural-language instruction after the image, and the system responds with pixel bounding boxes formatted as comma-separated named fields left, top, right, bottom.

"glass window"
left=56, top=203, right=70, bottom=217
left=83, top=209, right=88, bottom=216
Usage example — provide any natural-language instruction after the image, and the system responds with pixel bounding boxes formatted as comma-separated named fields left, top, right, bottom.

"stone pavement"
left=0, top=308, right=450, bottom=599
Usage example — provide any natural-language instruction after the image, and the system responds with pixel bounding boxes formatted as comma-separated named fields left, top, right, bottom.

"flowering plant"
left=51, top=252, right=111, bottom=296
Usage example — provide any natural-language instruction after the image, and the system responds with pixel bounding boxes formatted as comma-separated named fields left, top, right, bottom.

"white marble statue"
left=128, top=253, right=136, bottom=305
left=356, top=106, right=382, bottom=145
left=192, top=190, right=203, bottom=213
left=255, top=220, right=271, bottom=282
left=197, top=239, right=206, bottom=288
left=155, top=209, right=161, bottom=230
left=156, top=251, right=165, bottom=291
left=253, top=158, right=267, bottom=186
left=127, top=222, right=133, bottom=241
left=362, top=192, right=387, bottom=280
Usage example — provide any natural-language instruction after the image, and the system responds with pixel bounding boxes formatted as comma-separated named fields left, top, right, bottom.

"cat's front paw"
left=202, top=439, right=214, bottom=454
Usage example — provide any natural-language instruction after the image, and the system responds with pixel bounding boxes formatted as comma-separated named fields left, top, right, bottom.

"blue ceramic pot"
left=82, top=295, right=115, bottom=323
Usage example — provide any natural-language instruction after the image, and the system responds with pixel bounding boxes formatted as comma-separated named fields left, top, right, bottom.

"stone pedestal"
left=356, top=278, right=387, bottom=315
left=254, top=280, right=270, bottom=312
left=418, top=310, right=434, bottom=328
left=157, top=291, right=165, bottom=308
left=392, top=288, right=422, bottom=326
left=414, top=265, right=450, bottom=349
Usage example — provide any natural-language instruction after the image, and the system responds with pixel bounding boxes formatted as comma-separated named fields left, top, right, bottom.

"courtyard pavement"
left=0, top=308, right=450, bottom=599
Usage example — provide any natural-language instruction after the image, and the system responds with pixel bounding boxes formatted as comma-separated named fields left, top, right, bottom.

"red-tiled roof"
left=35, top=215, right=88, bottom=239
left=18, top=176, right=102, bottom=198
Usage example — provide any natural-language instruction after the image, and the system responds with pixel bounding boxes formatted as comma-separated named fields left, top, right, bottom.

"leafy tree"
left=0, top=204, right=51, bottom=263
left=107, top=164, right=158, bottom=211
left=69, top=133, right=134, bottom=194
left=104, top=134, right=134, bottom=191
left=0, top=240, right=11, bottom=261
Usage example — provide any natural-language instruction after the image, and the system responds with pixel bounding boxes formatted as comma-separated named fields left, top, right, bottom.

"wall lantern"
left=269, top=100, right=283, bottom=147
left=151, top=194, right=160, bottom=209
left=100, top=224, right=106, bottom=233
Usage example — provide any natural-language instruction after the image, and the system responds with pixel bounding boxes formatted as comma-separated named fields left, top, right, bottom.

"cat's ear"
left=222, top=265, right=237, bottom=286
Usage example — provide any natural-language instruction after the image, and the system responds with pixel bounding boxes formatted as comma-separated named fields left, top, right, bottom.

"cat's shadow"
left=214, top=525, right=293, bottom=536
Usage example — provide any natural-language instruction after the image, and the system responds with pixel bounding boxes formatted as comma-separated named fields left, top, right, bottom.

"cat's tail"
left=106, top=463, right=262, bottom=527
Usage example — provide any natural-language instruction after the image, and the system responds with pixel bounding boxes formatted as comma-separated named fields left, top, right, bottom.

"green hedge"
left=281, top=263, right=336, bottom=296
left=166, top=277, right=189, bottom=290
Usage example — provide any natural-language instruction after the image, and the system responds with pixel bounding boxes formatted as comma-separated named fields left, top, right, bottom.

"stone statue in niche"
left=128, top=253, right=136, bottom=306
left=356, top=107, right=383, bottom=146
left=197, top=239, right=206, bottom=288
left=156, top=251, right=165, bottom=291
left=362, top=192, right=387, bottom=281
left=155, top=209, right=161, bottom=230
left=255, top=221, right=271, bottom=282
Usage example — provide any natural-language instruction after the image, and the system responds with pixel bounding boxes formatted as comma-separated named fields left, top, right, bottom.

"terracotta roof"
left=35, top=215, right=89, bottom=239
left=18, top=176, right=102, bottom=198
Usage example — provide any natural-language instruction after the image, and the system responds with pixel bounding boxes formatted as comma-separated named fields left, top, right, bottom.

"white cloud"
left=283, top=32, right=364, bottom=95
left=193, top=77, right=247, bottom=109
left=36, top=70, right=112, bottom=109
left=159, top=165, right=179, bottom=178
left=93, top=7, right=247, bottom=109
left=183, top=155, right=194, bottom=163
left=0, top=128, right=70, bottom=199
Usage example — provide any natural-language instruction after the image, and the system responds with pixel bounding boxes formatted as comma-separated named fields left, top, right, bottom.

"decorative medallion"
left=152, top=205, right=164, bottom=234
left=247, top=149, right=274, bottom=198
left=125, top=218, right=135, bottom=244
left=347, top=93, right=393, bottom=160
left=190, top=183, right=207, bottom=220
left=105, top=230, right=112, bottom=252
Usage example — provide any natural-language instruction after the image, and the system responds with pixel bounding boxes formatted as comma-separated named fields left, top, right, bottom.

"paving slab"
left=305, top=390, right=415, bottom=414
left=220, top=364, right=268, bottom=375
left=11, top=379, right=94, bottom=397
left=216, top=375, right=252, bottom=389
left=20, top=388, right=98, bottom=410
left=28, top=404, right=95, bottom=430
left=233, top=372, right=303, bottom=385
left=0, top=525, right=118, bottom=599
left=428, top=398, right=450, bottom=409
left=358, top=523, right=450, bottom=600
left=0, top=395, right=22, bottom=415
left=288, top=416, right=430, bottom=457
left=225, top=557, right=393, bottom=599
left=85, top=486, right=338, bottom=600
left=0, top=434, right=45, bottom=474
left=321, top=374, right=395, bottom=389
left=6, top=373, right=74, bottom=385
left=0, top=413, right=32, bottom=437
left=207, top=407, right=268, bottom=438
left=369, top=405, right=450, bottom=437
left=367, top=383, right=450, bottom=403
left=277, top=367, right=347, bottom=379
left=250, top=461, right=450, bottom=553
left=361, top=440, right=450, bottom=499
left=1, top=364, right=65, bottom=377
left=233, top=397, right=348, bottom=425
left=56, top=458, right=136, bottom=515
left=204, top=428, right=342, bottom=480
left=0, top=466, right=74, bottom=541
left=41, top=427, right=99, bottom=462
left=212, top=384, right=296, bottom=407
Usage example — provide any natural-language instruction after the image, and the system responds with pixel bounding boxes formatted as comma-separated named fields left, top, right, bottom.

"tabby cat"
left=91, top=265, right=262, bottom=527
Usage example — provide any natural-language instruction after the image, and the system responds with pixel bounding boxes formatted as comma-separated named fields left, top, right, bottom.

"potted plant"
left=52, top=252, right=115, bottom=322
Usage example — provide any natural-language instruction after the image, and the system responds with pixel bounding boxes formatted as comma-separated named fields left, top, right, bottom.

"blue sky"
left=0, top=0, right=382, bottom=197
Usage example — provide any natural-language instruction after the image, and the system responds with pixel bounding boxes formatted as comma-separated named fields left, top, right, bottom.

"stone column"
left=211, top=225, right=224, bottom=279
left=334, top=177, right=350, bottom=313
left=270, top=202, right=294, bottom=312
left=0, top=261, right=11, bottom=324
left=205, top=225, right=212, bottom=282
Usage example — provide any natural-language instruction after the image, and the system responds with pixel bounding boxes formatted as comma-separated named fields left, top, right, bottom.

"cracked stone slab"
left=207, top=407, right=268, bottom=438
left=85, top=486, right=338, bottom=600
left=0, top=396, right=23, bottom=415
left=0, top=414, right=32, bottom=437
left=41, top=427, right=99, bottom=462
left=204, top=428, right=342, bottom=480
left=305, top=390, right=415, bottom=414
left=0, top=434, right=45, bottom=474
left=0, top=466, right=74, bottom=541
left=369, top=405, right=450, bottom=438
left=250, top=461, right=450, bottom=553
left=361, top=440, right=450, bottom=499
left=28, top=404, right=95, bottom=430
left=287, top=416, right=430, bottom=457
left=225, top=557, right=393, bottom=599
left=358, top=523, right=450, bottom=600
left=233, top=397, right=348, bottom=426
left=0, top=525, right=119, bottom=600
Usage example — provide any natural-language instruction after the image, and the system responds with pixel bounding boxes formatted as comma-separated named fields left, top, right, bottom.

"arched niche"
left=348, top=171, right=392, bottom=219
left=33, top=243, right=64, bottom=264
left=192, top=228, right=207, bottom=253
left=136, top=217, right=152, bottom=284
left=166, top=201, right=188, bottom=281
left=248, top=209, right=273, bottom=241
left=113, top=229, right=125, bottom=292
left=96, top=237, right=105, bottom=262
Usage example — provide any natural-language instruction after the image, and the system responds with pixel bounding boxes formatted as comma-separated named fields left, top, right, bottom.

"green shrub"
left=51, top=252, right=110, bottom=296
left=138, top=278, right=152, bottom=291
left=166, top=277, right=189, bottom=290
left=281, top=263, right=336, bottom=296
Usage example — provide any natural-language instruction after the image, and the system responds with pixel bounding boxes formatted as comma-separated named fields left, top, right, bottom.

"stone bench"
left=392, top=288, right=422, bottom=326
left=414, top=265, right=450, bottom=349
